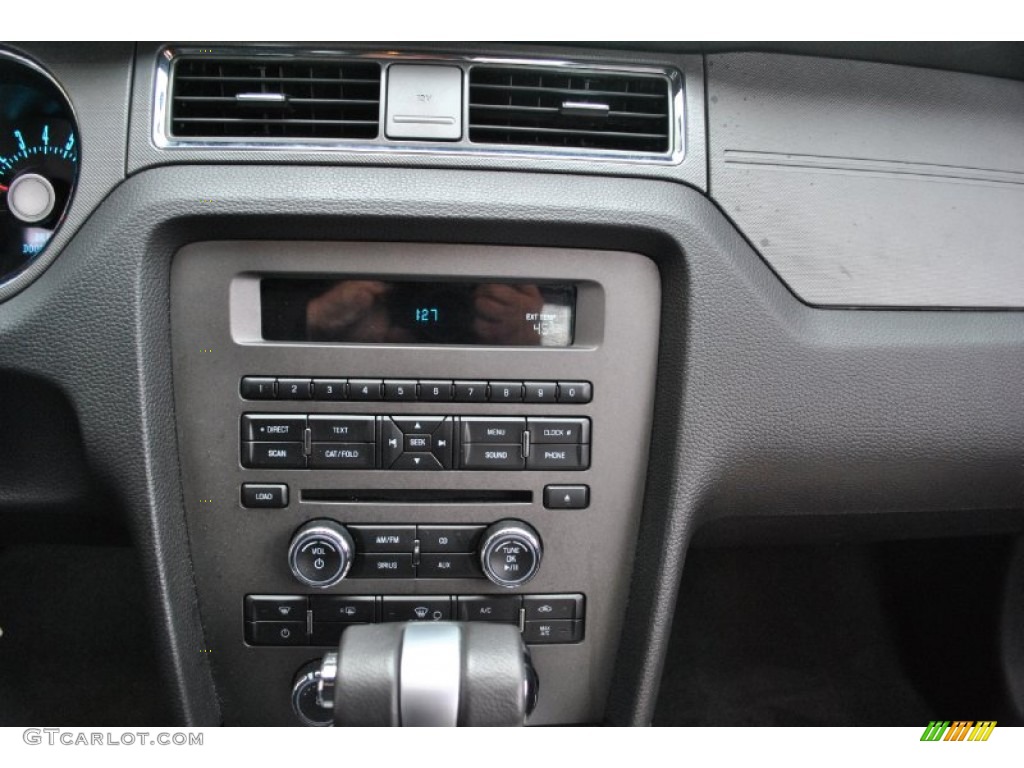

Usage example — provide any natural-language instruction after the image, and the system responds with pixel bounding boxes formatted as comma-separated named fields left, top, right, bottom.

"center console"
left=171, top=242, right=660, bottom=725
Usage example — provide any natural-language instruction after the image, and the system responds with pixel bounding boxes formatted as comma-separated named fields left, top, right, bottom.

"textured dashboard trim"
left=708, top=52, right=1024, bottom=308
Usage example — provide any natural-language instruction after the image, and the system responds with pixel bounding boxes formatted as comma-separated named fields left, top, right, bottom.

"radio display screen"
left=260, top=278, right=576, bottom=346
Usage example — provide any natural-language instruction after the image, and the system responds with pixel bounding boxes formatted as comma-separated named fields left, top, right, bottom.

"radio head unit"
left=171, top=241, right=660, bottom=726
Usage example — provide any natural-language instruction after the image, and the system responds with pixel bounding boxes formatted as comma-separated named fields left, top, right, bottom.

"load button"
left=241, top=483, right=289, bottom=508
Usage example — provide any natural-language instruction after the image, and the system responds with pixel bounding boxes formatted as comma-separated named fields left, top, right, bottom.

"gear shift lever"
left=299, top=621, right=538, bottom=726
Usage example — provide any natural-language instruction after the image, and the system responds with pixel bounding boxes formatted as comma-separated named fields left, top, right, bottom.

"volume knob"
left=479, top=520, right=543, bottom=588
left=288, top=520, right=355, bottom=588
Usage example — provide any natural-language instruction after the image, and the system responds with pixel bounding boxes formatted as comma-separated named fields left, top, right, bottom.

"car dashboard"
left=0, top=41, right=1022, bottom=727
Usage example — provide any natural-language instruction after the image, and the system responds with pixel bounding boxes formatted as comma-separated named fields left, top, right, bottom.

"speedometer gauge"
left=0, top=50, right=79, bottom=284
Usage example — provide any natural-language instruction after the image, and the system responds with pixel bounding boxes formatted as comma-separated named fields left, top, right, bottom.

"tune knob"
left=288, top=520, right=355, bottom=588
left=479, top=520, right=543, bottom=588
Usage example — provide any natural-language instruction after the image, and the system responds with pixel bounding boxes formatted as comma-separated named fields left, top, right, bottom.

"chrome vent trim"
left=153, top=48, right=685, bottom=165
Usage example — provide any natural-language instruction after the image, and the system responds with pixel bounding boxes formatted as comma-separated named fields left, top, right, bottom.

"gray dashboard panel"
left=0, top=42, right=132, bottom=302
left=0, top=163, right=1021, bottom=726
left=708, top=52, right=1024, bottom=307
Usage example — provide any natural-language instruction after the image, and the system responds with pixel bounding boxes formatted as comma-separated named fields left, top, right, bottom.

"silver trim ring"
left=291, top=667, right=333, bottom=727
left=479, top=521, right=542, bottom=588
left=287, top=521, right=353, bottom=588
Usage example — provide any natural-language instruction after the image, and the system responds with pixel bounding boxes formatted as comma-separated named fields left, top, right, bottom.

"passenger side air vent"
left=169, top=57, right=381, bottom=140
left=468, top=66, right=671, bottom=154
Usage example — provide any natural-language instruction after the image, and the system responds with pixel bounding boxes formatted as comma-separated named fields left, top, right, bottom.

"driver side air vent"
left=468, top=66, right=672, bottom=154
left=169, top=57, right=381, bottom=140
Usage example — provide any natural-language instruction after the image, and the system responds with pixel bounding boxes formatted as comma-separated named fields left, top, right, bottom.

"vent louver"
left=469, top=66, right=671, bottom=154
left=169, top=57, right=381, bottom=140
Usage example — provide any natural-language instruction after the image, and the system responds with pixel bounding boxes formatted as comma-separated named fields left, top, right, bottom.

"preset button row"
left=241, top=376, right=592, bottom=404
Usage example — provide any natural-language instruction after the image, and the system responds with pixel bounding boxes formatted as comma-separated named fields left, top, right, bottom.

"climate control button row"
left=245, top=593, right=586, bottom=647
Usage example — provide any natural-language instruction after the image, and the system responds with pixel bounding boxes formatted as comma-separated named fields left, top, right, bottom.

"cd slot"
left=302, top=489, right=532, bottom=505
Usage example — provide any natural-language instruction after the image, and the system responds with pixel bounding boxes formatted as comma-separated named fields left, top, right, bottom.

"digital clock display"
left=261, top=278, right=576, bottom=346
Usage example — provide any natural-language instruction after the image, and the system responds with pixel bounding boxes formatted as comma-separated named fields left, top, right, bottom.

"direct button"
left=309, top=415, right=375, bottom=443
left=461, top=417, right=526, bottom=444
left=242, top=442, right=306, bottom=469
left=461, top=444, right=524, bottom=470
left=241, top=414, right=307, bottom=442
left=348, top=525, right=416, bottom=553
left=526, top=445, right=589, bottom=471
left=310, top=443, right=375, bottom=469
left=527, top=417, right=590, bottom=444
left=241, top=483, right=289, bottom=508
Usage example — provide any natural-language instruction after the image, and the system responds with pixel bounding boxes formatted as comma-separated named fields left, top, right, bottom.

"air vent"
left=469, top=66, right=671, bottom=154
left=169, top=57, right=381, bottom=140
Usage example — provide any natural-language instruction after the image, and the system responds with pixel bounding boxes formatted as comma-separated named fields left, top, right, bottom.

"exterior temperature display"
left=261, top=278, right=576, bottom=347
